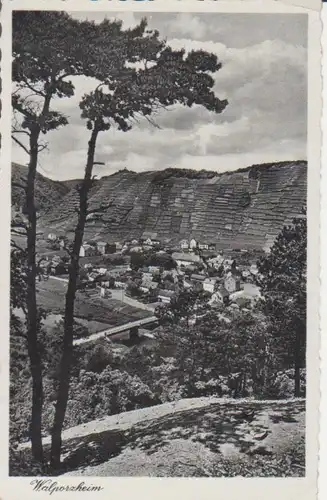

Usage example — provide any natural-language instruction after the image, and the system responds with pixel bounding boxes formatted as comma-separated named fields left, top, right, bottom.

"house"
left=50, top=262, right=67, bottom=276
left=250, top=264, right=259, bottom=276
left=189, top=238, right=197, bottom=250
left=131, top=239, right=139, bottom=246
left=180, top=239, right=189, bottom=251
left=224, top=274, right=241, bottom=293
left=47, top=233, right=57, bottom=241
left=149, top=266, right=161, bottom=274
left=211, top=286, right=230, bottom=305
left=97, top=241, right=116, bottom=255
left=79, top=244, right=97, bottom=258
left=88, top=271, right=99, bottom=282
left=198, top=243, right=209, bottom=250
left=140, top=281, right=158, bottom=293
left=130, top=245, right=143, bottom=253
left=115, top=242, right=123, bottom=252
left=110, top=264, right=131, bottom=274
left=172, top=252, right=201, bottom=267
left=144, top=237, right=153, bottom=246
left=97, top=267, right=107, bottom=275
left=191, top=273, right=206, bottom=283
left=100, top=287, right=111, bottom=298
left=203, top=277, right=218, bottom=294
left=142, top=231, right=158, bottom=242
left=157, top=289, right=175, bottom=304
left=115, top=280, right=128, bottom=289
left=208, top=255, right=224, bottom=268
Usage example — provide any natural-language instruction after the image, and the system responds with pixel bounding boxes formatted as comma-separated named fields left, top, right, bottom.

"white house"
left=250, top=264, right=259, bottom=276
left=130, top=245, right=143, bottom=253
left=203, top=278, right=218, bottom=294
left=157, top=289, right=175, bottom=304
left=180, top=239, right=189, bottom=250
left=199, top=243, right=209, bottom=250
left=149, top=266, right=161, bottom=274
left=48, top=233, right=57, bottom=241
left=208, top=255, right=224, bottom=268
left=189, top=238, right=197, bottom=250
left=172, top=252, right=201, bottom=267
left=115, top=280, right=128, bottom=289
left=224, top=275, right=241, bottom=293
left=115, top=242, right=123, bottom=251
left=210, top=286, right=230, bottom=304
left=79, top=244, right=97, bottom=258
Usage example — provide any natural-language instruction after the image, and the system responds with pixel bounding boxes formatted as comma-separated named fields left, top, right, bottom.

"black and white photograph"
left=4, top=2, right=320, bottom=488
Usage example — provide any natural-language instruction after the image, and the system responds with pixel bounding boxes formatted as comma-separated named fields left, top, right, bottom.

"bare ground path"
left=19, top=397, right=305, bottom=477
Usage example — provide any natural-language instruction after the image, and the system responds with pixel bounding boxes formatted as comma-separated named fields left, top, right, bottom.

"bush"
left=9, top=445, right=47, bottom=476
left=262, top=369, right=306, bottom=399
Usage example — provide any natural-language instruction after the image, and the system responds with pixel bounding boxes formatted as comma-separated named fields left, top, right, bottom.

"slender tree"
left=50, top=18, right=228, bottom=467
left=12, top=11, right=131, bottom=464
left=256, top=211, right=307, bottom=396
left=12, top=11, right=80, bottom=463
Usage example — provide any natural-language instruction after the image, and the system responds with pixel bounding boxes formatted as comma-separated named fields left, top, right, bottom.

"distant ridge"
left=11, top=163, right=71, bottom=213
left=12, top=160, right=307, bottom=251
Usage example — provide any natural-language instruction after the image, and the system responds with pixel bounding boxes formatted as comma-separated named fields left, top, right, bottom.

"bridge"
left=73, top=315, right=158, bottom=346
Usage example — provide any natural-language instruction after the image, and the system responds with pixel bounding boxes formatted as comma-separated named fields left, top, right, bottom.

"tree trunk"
left=25, top=128, right=43, bottom=464
left=50, top=126, right=99, bottom=469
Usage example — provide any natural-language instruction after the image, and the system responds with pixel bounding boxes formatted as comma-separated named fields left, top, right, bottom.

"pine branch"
left=11, top=135, right=30, bottom=155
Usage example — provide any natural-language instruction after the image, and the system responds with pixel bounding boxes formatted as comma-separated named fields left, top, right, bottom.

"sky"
left=12, top=12, right=308, bottom=180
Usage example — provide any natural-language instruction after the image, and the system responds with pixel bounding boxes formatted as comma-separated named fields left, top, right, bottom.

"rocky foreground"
left=24, top=397, right=305, bottom=477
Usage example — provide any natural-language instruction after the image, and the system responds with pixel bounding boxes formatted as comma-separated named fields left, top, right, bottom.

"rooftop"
left=172, top=252, right=201, bottom=263
left=157, top=289, right=175, bottom=298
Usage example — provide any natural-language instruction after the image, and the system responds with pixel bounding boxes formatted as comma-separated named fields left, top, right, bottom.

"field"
left=36, top=278, right=151, bottom=330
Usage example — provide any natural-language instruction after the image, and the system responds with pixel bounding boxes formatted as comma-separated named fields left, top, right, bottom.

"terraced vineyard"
left=13, top=161, right=307, bottom=250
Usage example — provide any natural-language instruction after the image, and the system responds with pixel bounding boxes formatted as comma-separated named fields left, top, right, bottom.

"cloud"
left=12, top=13, right=307, bottom=180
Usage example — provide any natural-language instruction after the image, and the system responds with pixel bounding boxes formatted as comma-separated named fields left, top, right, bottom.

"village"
left=39, top=231, right=263, bottom=318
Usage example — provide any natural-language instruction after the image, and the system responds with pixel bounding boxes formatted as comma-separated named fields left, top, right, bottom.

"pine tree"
left=256, top=211, right=307, bottom=396
left=51, top=17, right=228, bottom=468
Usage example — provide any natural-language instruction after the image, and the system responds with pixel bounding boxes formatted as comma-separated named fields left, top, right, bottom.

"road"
left=74, top=315, right=158, bottom=346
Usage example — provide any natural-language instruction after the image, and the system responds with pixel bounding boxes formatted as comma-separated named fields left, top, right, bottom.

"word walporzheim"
left=31, top=479, right=104, bottom=495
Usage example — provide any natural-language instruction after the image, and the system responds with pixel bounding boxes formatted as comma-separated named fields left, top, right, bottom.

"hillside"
left=18, top=397, right=305, bottom=477
left=11, top=163, right=71, bottom=213
left=13, top=161, right=307, bottom=250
